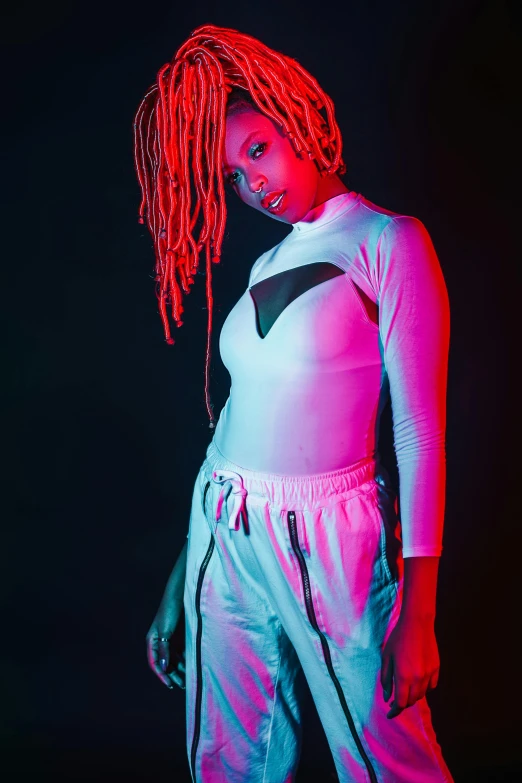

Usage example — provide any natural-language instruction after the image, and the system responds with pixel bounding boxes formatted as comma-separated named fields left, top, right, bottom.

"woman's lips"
left=261, top=190, right=285, bottom=210
left=265, top=191, right=286, bottom=214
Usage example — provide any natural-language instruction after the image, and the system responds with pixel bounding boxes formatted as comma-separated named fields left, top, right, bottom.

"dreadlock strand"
left=181, top=69, right=200, bottom=275
left=213, top=84, right=229, bottom=260
left=135, top=85, right=157, bottom=218
left=182, top=66, right=204, bottom=246
left=133, top=90, right=153, bottom=224
left=156, top=67, right=176, bottom=243
left=193, top=62, right=210, bottom=240
left=204, top=232, right=216, bottom=427
left=148, top=111, right=162, bottom=259
left=158, top=274, right=174, bottom=344
left=166, top=62, right=181, bottom=186
left=211, top=84, right=228, bottom=262
left=137, top=93, right=157, bottom=229
left=168, top=251, right=184, bottom=325
left=206, top=63, right=224, bottom=263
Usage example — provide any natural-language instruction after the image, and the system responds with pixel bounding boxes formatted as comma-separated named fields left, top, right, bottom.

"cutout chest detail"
left=249, top=262, right=377, bottom=339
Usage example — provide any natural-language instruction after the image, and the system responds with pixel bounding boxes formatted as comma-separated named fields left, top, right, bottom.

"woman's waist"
left=213, top=415, right=378, bottom=477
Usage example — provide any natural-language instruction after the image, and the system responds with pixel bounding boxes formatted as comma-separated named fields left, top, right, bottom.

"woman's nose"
left=250, top=180, right=265, bottom=195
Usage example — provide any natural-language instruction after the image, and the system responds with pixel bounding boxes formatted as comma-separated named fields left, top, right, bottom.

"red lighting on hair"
left=133, top=24, right=346, bottom=427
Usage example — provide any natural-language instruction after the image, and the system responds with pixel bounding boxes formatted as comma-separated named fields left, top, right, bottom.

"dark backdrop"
left=2, top=1, right=519, bottom=781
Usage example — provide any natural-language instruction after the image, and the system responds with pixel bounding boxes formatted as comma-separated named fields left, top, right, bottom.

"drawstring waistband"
left=212, top=470, right=248, bottom=531
left=205, top=441, right=385, bottom=534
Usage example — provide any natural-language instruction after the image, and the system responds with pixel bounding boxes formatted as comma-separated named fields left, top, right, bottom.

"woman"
left=134, top=23, right=454, bottom=783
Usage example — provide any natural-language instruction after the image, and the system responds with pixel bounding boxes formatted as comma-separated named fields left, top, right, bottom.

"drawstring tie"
left=212, top=469, right=248, bottom=531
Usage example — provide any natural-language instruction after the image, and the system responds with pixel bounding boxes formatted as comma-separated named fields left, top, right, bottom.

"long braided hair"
left=133, top=23, right=346, bottom=428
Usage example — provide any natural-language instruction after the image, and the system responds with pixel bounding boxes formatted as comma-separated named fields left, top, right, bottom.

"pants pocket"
left=373, top=481, right=402, bottom=585
left=201, top=478, right=217, bottom=535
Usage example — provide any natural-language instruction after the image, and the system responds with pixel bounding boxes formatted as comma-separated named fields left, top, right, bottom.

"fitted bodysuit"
left=212, top=191, right=450, bottom=558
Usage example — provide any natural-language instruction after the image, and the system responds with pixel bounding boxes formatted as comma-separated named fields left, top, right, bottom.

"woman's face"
left=222, top=107, right=325, bottom=225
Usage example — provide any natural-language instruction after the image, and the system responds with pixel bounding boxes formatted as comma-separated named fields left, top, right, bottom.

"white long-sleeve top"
left=213, top=191, right=450, bottom=557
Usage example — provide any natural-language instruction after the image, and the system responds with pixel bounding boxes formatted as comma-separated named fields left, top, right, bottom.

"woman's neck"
left=312, top=173, right=350, bottom=210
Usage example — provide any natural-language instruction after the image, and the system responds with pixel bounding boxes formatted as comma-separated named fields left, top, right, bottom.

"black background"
left=2, top=1, right=520, bottom=781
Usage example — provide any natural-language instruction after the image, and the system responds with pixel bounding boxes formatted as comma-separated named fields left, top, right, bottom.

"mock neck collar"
left=291, top=190, right=361, bottom=235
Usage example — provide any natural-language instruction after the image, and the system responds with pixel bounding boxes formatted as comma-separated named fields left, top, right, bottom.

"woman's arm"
left=157, top=539, right=188, bottom=608
left=375, top=214, right=450, bottom=717
left=401, top=555, right=439, bottom=621
left=376, top=215, right=450, bottom=559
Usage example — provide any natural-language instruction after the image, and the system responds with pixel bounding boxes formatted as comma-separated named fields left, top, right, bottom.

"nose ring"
left=255, top=185, right=263, bottom=193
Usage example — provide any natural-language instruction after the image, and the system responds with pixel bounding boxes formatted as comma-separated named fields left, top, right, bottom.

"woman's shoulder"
left=356, top=195, right=426, bottom=229
left=351, top=195, right=431, bottom=249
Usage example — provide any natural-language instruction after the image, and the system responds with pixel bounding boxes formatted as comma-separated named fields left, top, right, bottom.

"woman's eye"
left=251, top=142, right=266, bottom=159
left=226, top=143, right=267, bottom=185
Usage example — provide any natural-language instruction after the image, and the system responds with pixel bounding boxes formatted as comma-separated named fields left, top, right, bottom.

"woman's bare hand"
left=146, top=596, right=186, bottom=690
left=146, top=542, right=188, bottom=691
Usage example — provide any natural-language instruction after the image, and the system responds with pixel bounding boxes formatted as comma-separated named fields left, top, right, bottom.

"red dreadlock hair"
left=133, top=23, right=346, bottom=428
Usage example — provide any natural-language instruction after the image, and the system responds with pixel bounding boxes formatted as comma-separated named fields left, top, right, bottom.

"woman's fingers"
left=381, top=652, right=393, bottom=702
left=168, top=664, right=186, bottom=689
left=157, top=638, right=170, bottom=673
left=147, top=634, right=175, bottom=689
left=164, top=654, right=186, bottom=689
left=408, top=676, right=431, bottom=707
